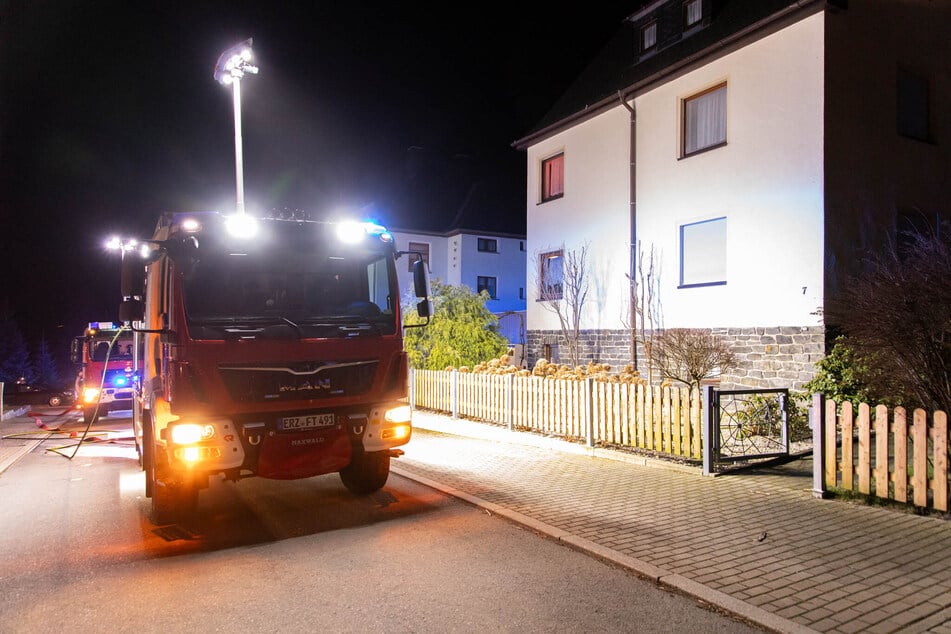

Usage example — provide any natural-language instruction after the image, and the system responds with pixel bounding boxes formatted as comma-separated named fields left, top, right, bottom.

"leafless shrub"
left=651, top=328, right=738, bottom=391
left=535, top=243, right=590, bottom=367
left=622, top=241, right=663, bottom=384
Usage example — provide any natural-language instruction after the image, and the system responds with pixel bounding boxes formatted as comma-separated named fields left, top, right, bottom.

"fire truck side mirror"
left=119, top=298, right=144, bottom=324
left=412, top=260, right=433, bottom=320
left=70, top=337, right=83, bottom=365
left=416, top=298, right=433, bottom=319
left=413, top=259, right=430, bottom=298
left=120, top=256, right=146, bottom=299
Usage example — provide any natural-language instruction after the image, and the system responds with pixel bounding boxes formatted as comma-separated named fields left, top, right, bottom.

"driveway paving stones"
left=394, top=410, right=951, bottom=634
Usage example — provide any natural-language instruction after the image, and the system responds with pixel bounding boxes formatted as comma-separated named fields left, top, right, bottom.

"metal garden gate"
left=703, top=386, right=790, bottom=475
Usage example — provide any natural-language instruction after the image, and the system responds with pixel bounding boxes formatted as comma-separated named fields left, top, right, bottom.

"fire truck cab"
left=70, top=321, right=136, bottom=425
left=118, top=212, right=431, bottom=524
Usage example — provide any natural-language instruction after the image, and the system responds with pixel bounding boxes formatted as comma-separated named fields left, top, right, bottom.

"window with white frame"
left=682, top=83, right=727, bottom=157
left=477, top=276, right=497, bottom=299
left=538, top=250, right=564, bottom=299
left=680, top=217, right=726, bottom=287
left=541, top=153, right=564, bottom=202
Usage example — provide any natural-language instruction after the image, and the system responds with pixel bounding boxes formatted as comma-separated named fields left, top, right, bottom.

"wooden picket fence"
left=812, top=396, right=949, bottom=513
left=410, top=369, right=703, bottom=460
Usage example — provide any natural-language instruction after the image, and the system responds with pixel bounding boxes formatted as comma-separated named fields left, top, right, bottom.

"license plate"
left=280, top=413, right=335, bottom=431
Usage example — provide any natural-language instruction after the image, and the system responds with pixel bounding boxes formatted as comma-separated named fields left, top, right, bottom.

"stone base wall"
left=526, top=326, right=826, bottom=391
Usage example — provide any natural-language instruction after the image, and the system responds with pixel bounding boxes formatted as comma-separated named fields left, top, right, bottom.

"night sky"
left=0, top=1, right=636, bottom=364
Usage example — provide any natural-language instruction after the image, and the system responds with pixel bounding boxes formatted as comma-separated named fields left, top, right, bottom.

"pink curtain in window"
left=546, top=155, right=564, bottom=197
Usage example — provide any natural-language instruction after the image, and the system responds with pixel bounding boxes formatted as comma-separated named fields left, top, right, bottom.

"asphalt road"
left=0, top=409, right=762, bottom=633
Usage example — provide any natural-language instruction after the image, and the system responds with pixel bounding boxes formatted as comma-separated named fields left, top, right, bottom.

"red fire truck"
left=71, top=322, right=136, bottom=425
left=118, top=212, right=430, bottom=523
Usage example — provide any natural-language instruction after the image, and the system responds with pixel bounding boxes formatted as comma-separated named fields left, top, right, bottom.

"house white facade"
left=391, top=229, right=527, bottom=341
left=517, top=0, right=951, bottom=389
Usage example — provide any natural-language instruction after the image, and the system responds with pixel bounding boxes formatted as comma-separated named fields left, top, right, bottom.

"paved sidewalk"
left=0, top=407, right=42, bottom=475
left=395, top=410, right=951, bottom=634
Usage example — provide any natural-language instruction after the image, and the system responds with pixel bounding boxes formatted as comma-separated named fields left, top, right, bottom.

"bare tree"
left=536, top=243, right=590, bottom=367
left=622, top=241, right=663, bottom=384
left=828, top=225, right=951, bottom=413
left=650, top=328, right=738, bottom=392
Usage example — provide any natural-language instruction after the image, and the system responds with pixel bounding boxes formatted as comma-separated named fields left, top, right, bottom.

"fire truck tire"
left=142, top=412, right=156, bottom=497
left=48, top=395, right=63, bottom=407
left=339, top=450, right=390, bottom=494
left=83, top=406, right=98, bottom=426
left=142, top=414, right=197, bottom=524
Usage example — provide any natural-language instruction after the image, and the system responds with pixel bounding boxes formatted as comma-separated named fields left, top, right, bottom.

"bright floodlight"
left=214, top=38, right=258, bottom=217
left=106, top=236, right=138, bottom=252
left=214, top=39, right=258, bottom=85
left=225, top=213, right=259, bottom=238
left=336, top=221, right=366, bottom=244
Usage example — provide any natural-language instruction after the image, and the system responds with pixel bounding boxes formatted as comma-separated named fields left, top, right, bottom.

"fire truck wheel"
left=83, top=406, right=98, bottom=426
left=48, top=395, right=63, bottom=407
left=142, top=411, right=156, bottom=497
left=339, top=450, right=391, bottom=495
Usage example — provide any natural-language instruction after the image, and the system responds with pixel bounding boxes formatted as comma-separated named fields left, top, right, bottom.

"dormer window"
left=684, top=0, right=702, bottom=29
left=641, top=21, right=657, bottom=52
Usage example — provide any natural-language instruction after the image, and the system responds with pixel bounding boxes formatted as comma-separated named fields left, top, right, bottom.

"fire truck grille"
left=218, top=360, right=378, bottom=402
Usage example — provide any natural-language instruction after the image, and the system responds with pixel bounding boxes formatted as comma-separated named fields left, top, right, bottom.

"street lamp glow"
left=106, top=236, right=139, bottom=252
left=214, top=38, right=258, bottom=216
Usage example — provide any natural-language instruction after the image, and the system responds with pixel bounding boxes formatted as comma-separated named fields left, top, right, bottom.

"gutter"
left=512, top=0, right=827, bottom=151
left=617, top=92, right=637, bottom=367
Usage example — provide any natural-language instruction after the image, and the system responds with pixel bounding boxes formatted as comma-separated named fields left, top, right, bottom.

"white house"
left=391, top=228, right=527, bottom=343
left=514, top=0, right=951, bottom=389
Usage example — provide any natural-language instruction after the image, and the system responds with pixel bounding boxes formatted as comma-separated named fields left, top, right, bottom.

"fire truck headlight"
left=381, top=424, right=410, bottom=441
left=169, top=423, right=216, bottom=444
left=384, top=405, right=411, bottom=424
left=83, top=388, right=100, bottom=404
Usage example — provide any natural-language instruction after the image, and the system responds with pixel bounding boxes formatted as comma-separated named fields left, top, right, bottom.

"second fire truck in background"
left=71, top=321, right=136, bottom=424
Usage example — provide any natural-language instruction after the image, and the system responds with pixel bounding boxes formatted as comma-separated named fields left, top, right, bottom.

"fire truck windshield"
left=181, top=245, right=398, bottom=340
left=91, top=336, right=135, bottom=361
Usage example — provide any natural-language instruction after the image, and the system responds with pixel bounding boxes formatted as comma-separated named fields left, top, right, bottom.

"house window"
left=684, top=0, right=702, bottom=28
left=477, top=238, right=498, bottom=253
left=682, top=83, right=727, bottom=157
left=407, top=241, right=430, bottom=272
left=541, top=153, right=564, bottom=202
left=477, top=276, right=497, bottom=299
left=641, top=21, right=657, bottom=52
left=539, top=250, right=564, bottom=299
left=680, top=217, right=726, bottom=287
left=897, top=68, right=930, bottom=142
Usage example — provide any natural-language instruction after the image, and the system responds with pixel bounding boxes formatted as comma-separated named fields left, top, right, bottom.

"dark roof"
left=515, top=0, right=822, bottom=149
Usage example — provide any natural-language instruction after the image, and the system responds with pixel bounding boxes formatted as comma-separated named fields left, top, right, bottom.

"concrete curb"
left=0, top=438, right=43, bottom=476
